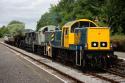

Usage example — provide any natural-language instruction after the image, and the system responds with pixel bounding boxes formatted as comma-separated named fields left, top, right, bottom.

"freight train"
left=5, top=19, right=117, bottom=69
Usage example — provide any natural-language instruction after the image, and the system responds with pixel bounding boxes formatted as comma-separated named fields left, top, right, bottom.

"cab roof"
left=63, top=19, right=98, bottom=28
left=38, top=25, right=56, bottom=32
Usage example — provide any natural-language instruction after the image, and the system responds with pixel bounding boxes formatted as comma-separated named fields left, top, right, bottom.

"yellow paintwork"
left=64, top=34, right=69, bottom=47
left=47, top=46, right=52, bottom=57
left=69, top=33, right=75, bottom=44
left=63, top=27, right=69, bottom=47
left=63, top=32, right=80, bottom=47
left=74, top=32, right=81, bottom=45
left=87, top=27, right=110, bottom=50
left=62, top=19, right=98, bottom=48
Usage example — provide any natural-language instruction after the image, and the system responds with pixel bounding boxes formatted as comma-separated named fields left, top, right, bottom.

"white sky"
left=0, top=0, right=60, bottom=30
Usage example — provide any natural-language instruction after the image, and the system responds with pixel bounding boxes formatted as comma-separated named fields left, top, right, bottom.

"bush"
left=111, top=35, right=125, bottom=52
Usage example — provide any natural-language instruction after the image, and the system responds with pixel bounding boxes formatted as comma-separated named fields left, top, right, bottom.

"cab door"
left=63, top=27, right=69, bottom=47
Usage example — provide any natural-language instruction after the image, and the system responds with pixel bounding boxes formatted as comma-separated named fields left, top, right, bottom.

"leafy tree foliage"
left=105, top=0, right=125, bottom=34
left=37, top=0, right=125, bottom=35
left=7, top=20, right=25, bottom=36
left=8, top=20, right=24, bottom=25
left=0, top=20, right=25, bottom=38
left=0, top=26, right=9, bottom=37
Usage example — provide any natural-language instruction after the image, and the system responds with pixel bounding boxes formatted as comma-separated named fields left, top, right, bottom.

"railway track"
left=1, top=42, right=125, bottom=83
left=90, top=59, right=125, bottom=83
left=87, top=70, right=125, bottom=83
left=105, top=59, right=125, bottom=75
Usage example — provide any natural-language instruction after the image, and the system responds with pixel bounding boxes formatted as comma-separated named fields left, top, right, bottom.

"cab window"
left=71, top=21, right=96, bottom=32
left=43, top=27, right=48, bottom=33
left=63, top=28, right=69, bottom=35
left=71, top=22, right=79, bottom=32
left=79, top=21, right=96, bottom=28
left=65, top=28, right=69, bottom=35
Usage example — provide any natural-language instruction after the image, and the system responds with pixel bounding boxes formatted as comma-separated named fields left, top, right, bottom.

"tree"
left=0, top=26, right=8, bottom=38
left=105, top=0, right=125, bottom=34
left=36, top=0, right=125, bottom=35
left=7, top=20, right=25, bottom=36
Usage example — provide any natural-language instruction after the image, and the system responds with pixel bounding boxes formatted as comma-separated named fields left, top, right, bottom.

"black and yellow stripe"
left=51, top=33, right=55, bottom=41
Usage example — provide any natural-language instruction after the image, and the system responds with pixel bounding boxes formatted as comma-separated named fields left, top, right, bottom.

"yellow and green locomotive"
left=48, top=19, right=117, bottom=68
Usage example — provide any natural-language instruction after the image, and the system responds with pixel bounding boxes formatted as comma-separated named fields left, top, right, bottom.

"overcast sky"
left=0, top=0, right=60, bottom=30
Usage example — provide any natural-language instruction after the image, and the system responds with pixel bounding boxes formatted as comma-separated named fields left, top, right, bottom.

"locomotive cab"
left=62, top=19, right=98, bottom=48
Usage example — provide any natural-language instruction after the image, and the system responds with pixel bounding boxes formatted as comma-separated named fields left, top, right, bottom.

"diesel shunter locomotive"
left=48, top=19, right=117, bottom=68
left=5, top=19, right=117, bottom=69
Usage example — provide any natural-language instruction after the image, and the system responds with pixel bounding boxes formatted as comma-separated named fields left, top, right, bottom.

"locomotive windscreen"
left=71, top=21, right=96, bottom=32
